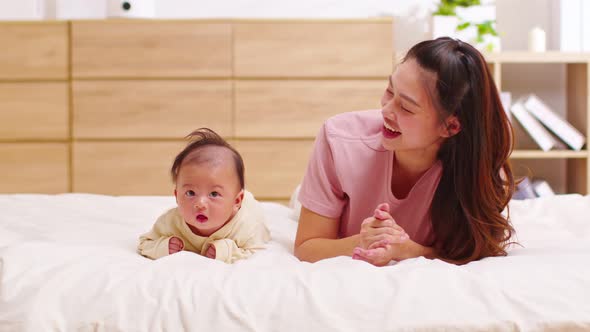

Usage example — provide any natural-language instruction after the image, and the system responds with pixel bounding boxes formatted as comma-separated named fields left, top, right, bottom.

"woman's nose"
left=381, top=102, right=396, bottom=119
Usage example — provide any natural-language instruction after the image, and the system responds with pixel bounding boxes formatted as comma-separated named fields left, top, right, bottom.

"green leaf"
left=434, top=2, right=457, bottom=16
left=454, top=0, right=481, bottom=7
left=456, top=22, right=471, bottom=31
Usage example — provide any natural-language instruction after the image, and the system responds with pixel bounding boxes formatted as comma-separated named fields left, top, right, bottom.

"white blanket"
left=1, top=194, right=589, bottom=331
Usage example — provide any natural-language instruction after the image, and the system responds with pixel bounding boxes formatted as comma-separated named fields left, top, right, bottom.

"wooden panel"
left=73, top=142, right=186, bottom=195
left=235, top=80, right=383, bottom=137
left=567, top=159, right=587, bottom=195
left=72, top=21, right=232, bottom=78
left=0, top=83, right=68, bottom=139
left=234, top=22, right=392, bottom=77
left=0, top=22, right=68, bottom=80
left=510, top=150, right=588, bottom=159
left=566, top=63, right=588, bottom=134
left=73, top=80, right=232, bottom=138
left=0, top=143, right=68, bottom=193
left=235, top=140, right=313, bottom=199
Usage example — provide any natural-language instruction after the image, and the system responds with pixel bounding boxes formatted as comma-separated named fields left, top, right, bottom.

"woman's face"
left=380, top=59, right=454, bottom=155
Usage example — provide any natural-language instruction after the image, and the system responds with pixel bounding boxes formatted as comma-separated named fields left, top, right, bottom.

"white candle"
left=528, top=26, right=546, bottom=52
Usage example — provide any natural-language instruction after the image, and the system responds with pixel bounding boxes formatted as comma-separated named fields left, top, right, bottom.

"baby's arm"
left=138, top=213, right=184, bottom=259
left=209, top=223, right=270, bottom=263
left=138, top=234, right=176, bottom=259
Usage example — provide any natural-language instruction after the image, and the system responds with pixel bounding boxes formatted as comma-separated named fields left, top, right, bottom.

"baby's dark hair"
left=171, top=128, right=245, bottom=189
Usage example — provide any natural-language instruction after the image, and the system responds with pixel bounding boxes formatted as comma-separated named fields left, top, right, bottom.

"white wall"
left=0, top=0, right=45, bottom=20
left=0, top=0, right=559, bottom=52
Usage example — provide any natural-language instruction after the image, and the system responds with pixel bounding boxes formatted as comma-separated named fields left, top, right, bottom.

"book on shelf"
left=513, top=177, right=537, bottom=200
left=513, top=177, right=556, bottom=200
left=509, top=100, right=563, bottom=152
left=500, top=91, right=511, bottom=122
left=531, top=179, right=556, bottom=197
left=523, top=94, right=586, bottom=151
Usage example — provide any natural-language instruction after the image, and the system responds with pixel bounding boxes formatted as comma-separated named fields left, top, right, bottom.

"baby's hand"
left=169, top=236, right=184, bottom=254
left=205, top=244, right=216, bottom=259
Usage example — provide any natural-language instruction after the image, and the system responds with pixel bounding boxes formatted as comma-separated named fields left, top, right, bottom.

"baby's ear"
left=234, top=189, right=245, bottom=210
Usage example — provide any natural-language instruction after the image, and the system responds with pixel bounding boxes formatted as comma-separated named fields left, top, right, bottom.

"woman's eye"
left=209, top=191, right=220, bottom=198
left=185, top=190, right=195, bottom=197
left=401, top=106, right=413, bottom=113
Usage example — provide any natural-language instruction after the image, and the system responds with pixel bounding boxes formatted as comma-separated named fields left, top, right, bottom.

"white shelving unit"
left=486, top=52, right=589, bottom=194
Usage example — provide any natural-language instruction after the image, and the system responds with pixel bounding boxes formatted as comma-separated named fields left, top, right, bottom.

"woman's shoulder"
left=323, top=109, right=383, bottom=139
left=321, top=109, right=384, bottom=151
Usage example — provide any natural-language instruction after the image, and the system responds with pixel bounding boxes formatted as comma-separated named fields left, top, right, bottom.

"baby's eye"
left=185, top=190, right=195, bottom=197
left=209, top=191, right=220, bottom=198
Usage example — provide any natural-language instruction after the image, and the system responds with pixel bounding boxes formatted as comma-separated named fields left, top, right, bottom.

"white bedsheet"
left=0, top=193, right=589, bottom=331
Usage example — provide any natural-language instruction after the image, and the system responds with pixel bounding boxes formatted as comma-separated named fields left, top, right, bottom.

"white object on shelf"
left=107, top=0, right=155, bottom=18
left=524, top=94, right=586, bottom=151
left=528, top=27, right=546, bottom=52
left=552, top=0, right=582, bottom=52
left=583, top=1, right=590, bottom=51
left=510, top=100, right=560, bottom=152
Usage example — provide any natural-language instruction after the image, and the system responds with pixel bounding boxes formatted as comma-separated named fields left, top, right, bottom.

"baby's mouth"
left=196, top=214, right=208, bottom=223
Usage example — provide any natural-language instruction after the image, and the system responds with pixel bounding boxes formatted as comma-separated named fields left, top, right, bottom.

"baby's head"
left=171, top=128, right=245, bottom=237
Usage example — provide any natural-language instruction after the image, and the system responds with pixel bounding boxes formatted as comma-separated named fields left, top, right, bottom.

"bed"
left=1, top=193, right=589, bottom=331
left=2, top=18, right=590, bottom=331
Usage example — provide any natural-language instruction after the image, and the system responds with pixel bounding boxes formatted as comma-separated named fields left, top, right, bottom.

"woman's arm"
left=294, top=207, right=359, bottom=262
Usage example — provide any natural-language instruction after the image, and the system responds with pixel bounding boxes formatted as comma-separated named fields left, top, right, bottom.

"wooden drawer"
left=0, top=143, right=68, bottom=193
left=235, top=80, right=384, bottom=138
left=234, top=21, right=392, bottom=77
left=0, top=82, right=68, bottom=140
left=234, top=140, right=313, bottom=199
left=72, top=21, right=232, bottom=78
left=73, top=80, right=232, bottom=138
left=73, top=141, right=186, bottom=195
left=0, top=22, right=68, bottom=80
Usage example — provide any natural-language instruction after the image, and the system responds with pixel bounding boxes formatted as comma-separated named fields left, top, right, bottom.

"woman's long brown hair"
left=404, top=37, right=516, bottom=264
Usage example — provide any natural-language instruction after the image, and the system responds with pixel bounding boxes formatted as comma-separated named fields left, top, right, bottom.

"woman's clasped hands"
left=352, top=203, right=412, bottom=266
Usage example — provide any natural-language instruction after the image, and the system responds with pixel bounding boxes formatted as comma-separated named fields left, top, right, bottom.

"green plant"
left=433, top=0, right=481, bottom=16
left=456, top=20, right=498, bottom=52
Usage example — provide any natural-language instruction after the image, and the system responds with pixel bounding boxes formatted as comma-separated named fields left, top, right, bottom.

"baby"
left=138, top=128, right=270, bottom=263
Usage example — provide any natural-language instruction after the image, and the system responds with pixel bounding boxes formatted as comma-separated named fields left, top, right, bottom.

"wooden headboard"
left=0, top=19, right=393, bottom=203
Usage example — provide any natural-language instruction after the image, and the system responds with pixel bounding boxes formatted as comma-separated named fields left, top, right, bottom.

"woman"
left=294, top=37, right=515, bottom=265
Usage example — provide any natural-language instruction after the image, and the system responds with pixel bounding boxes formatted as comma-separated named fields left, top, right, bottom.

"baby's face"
left=175, top=161, right=243, bottom=237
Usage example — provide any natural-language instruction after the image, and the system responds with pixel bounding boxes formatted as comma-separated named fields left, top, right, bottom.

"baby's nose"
left=194, top=197, right=206, bottom=209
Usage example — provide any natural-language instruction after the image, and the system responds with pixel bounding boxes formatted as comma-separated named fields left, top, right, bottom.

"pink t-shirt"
left=299, top=109, right=442, bottom=246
